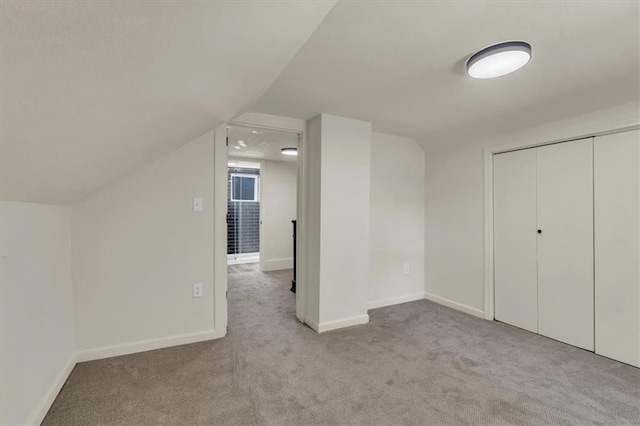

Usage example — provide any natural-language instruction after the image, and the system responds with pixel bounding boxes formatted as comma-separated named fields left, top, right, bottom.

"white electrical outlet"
left=193, top=282, right=203, bottom=298
left=403, top=263, right=410, bottom=275
left=193, top=197, right=203, bottom=212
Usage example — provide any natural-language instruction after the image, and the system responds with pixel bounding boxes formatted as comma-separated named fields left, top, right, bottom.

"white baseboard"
left=27, top=354, right=76, bottom=426
left=227, top=254, right=259, bottom=265
left=424, top=292, right=485, bottom=319
left=76, top=329, right=225, bottom=362
left=305, top=318, right=320, bottom=332
left=25, top=329, right=225, bottom=424
left=312, top=314, right=370, bottom=333
left=260, top=257, right=293, bottom=272
left=367, top=292, right=426, bottom=310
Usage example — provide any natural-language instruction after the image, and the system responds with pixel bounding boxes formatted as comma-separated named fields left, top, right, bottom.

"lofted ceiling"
left=253, top=1, right=640, bottom=150
left=0, top=1, right=335, bottom=204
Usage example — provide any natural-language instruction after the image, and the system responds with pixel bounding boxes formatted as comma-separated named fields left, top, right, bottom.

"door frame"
left=214, top=113, right=307, bottom=333
left=483, top=123, right=639, bottom=321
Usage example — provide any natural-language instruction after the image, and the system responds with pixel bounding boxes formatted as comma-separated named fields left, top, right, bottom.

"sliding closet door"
left=537, top=138, right=594, bottom=351
left=594, top=130, right=639, bottom=366
left=494, top=149, right=538, bottom=332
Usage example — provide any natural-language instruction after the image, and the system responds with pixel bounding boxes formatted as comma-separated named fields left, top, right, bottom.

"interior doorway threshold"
left=227, top=253, right=260, bottom=265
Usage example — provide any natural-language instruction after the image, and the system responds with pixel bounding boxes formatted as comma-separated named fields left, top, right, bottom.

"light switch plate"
left=193, top=197, right=203, bottom=212
left=193, top=282, right=203, bottom=298
left=403, top=263, right=410, bottom=275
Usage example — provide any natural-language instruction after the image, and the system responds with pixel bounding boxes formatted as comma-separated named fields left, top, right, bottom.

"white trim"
left=483, top=148, right=495, bottom=320
left=227, top=253, right=259, bottom=265
left=483, top=120, right=640, bottom=324
left=297, top=124, right=308, bottom=323
left=75, top=329, right=224, bottom=362
left=31, top=329, right=225, bottom=423
left=480, top=101, right=639, bottom=155
left=260, top=257, right=293, bottom=272
left=424, top=292, right=485, bottom=319
left=310, top=314, right=370, bottom=333
left=490, top=125, right=640, bottom=155
left=304, top=318, right=320, bottom=332
left=225, top=114, right=308, bottom=324
left=231, top=113, right=305, bottom=134
left=229, top=173, right=259, bottom=202
left=214, top=124, right=229, bottom=335
left=27, top=354, right=76, bottom=426
left=367, top=293, right=425, bottom=310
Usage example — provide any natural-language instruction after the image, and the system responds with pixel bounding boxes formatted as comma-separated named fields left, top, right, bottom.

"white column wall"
left=306, top=114, right=371, bottom=331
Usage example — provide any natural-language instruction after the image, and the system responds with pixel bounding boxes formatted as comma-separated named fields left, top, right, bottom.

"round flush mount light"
left=281, top=147, right=298, bottom=156
left=466, top=41, right=531, bottom=79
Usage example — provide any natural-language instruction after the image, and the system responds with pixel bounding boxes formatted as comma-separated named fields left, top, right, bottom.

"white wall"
left=423, top=101, right=640, bottom=316
left=72, top=131, right=222, bottom=360
left=368, top=133, right=425, bottom=309
left=424, top=145, right=486, bottom=313
left=319, top=115, right=371, bottom=329
left=306, top=114, right=371, bottom=332
left=260, top=160, right=297, bottom=272
left=305, top=115, right=322, bottom=327
left=0, top=202, right=75, bottom=425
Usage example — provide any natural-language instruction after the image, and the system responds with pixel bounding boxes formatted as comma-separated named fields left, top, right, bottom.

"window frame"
left=230, top=173, right=259, bottom=202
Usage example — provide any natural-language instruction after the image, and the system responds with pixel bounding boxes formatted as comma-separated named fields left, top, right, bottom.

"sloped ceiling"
left=254, top=1, right=639, bottom=149
left=3, top=1, right=638, bottom=204
left=0, top=1, right=336, bottom=204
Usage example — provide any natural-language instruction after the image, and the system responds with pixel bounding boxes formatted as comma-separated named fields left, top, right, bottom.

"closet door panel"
left=594, top=130, right=639, bottom=367
left=494, top=149, right=538, bottom=332
left=537, top=138, right=594, bottom=350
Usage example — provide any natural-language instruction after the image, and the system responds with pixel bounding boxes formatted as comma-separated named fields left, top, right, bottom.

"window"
left=231, top=174, right=259, bottom=202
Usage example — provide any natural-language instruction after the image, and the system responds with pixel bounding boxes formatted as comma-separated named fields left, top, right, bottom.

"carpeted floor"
left=44, top=269, right=640, bottom=425
left=227, top=262, right=260, bottom=274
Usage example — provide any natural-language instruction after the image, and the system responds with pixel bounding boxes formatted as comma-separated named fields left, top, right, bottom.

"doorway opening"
left=225, top=124, right=300, bottom=323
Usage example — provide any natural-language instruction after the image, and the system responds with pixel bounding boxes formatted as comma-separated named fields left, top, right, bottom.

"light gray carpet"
left=227, top=262, right=260, bottom=274
left=44, top=269, right=640, bottom=425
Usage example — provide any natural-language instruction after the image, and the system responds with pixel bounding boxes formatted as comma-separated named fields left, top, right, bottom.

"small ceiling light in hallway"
left=466, top=41, right=532, bottom=79
left=281, top=147, right=297, bottom=156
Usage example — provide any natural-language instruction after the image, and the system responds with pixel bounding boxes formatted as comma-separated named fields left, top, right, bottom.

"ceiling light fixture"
left=466, top=41, right=531, bottom=79
left=281, top=147, right=298, bottom=156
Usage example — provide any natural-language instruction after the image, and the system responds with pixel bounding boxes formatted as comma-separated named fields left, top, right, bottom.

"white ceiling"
left=3, top=1, right=638, bottom=204
left=0, top=1, right=334, bottom=203
left=254, top=1, right=640, bottom=150
left=228, top=126, right=298, bottom=163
